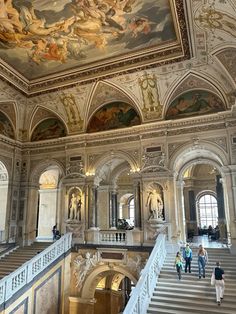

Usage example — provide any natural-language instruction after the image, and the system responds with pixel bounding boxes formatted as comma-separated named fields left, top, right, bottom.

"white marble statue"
left=146, top=189, right=164, bottom=220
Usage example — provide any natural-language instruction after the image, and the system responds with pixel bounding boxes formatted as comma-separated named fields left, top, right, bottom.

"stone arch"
left=30, top=159, right=65, bottom=186
left=89, top=150, right=138, bottom=181
left=86, top=80, right=142, bottom=124
left=169, top=141, right=230, bottom=242
left=81, top=265, right=137, bottom=299
left=169, top=140, right=228, bottom=180
left=163, top=71, right=228, bottom=115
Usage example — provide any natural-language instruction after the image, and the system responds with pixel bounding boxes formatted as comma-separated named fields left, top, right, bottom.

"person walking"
left=183, top=243, right=192, bottom=273
left=198, top=244, right=208, bottom=278
left=213, top=261, right=225, bottom=306
left=174, top=251, right=183, bottom=280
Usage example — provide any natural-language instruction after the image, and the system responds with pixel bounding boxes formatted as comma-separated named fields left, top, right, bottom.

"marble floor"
left=190, top=235, right=227, bottom=248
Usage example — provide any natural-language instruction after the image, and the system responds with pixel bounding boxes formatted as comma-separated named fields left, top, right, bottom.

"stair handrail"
left=123, top=233, right=166, bottom=314
left=0, top=232, right=72, bottom=306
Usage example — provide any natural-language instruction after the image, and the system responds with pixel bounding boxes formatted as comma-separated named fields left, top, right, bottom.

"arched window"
left=197, top=193, right=218, bottom=228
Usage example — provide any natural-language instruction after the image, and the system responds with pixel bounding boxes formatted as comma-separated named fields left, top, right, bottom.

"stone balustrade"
left=123, top=233, right=166, bottom=314
left=0, top=232, right=72, bottom=306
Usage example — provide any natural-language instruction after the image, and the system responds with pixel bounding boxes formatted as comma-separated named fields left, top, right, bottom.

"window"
left=197, top=194, right=218, bottom=228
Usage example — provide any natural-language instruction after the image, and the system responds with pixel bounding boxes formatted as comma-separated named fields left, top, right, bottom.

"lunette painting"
left=31, top=118, right=66, bottom=141
left=0, top=0, right=177, bottom=79
left=87, top=102, right=141, bottom=132
left=166, top=90, right=225, bottom=119
left=0, top=111, right=14, bottom=139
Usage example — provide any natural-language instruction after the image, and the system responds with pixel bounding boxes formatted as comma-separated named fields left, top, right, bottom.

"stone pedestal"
left=66, top=220, right=85, bottom=244
left=85, top=227, right=100, bottom=244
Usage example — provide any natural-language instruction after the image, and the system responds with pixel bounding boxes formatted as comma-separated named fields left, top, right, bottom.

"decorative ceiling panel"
left=0, top=0, right=190, bottom=94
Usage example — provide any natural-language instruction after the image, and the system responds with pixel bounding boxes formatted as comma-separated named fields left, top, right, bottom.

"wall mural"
left=87, top=102, right=141, bottom=133
left=166, top=90, right=225, bottom=119
left=0, top=0, right=177, bottom=79
left=0, top=111, right=14, bottom=139
left=31, top=118, right=66, bottom=141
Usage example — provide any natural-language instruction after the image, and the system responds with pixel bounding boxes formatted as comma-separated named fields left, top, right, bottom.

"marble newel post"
left=110, top=189, right=118, bottom=229
left=175, top=180, right=186, bottom=242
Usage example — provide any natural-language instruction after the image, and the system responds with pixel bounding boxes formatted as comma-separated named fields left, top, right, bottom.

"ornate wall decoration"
left=195, top=3, right=236, bottom=38
left=31, top=118, right=66, bottom=141
left=166, top=90, right=225, bottom=119
left=74, top=253, right=99, bottom=291
left=60, top=93, right=83, bottom=133
left=87, top=102, right=141, bottom=133
left=0, top=111, right=15, bottom=139
left=211, top=137, right=227, bottom=153
left=139, top=72, right=162, bottom=119
left=141, top=150, right=167, bottom=173
left=216, top=48, right=236, bottom=84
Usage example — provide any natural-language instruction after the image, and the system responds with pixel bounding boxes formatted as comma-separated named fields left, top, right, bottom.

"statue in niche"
left=68, top=191, right=82, bottom=221
left=146, top=188, right=164, bottom=221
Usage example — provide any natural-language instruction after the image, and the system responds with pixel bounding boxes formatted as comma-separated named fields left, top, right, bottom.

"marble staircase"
left=0, top=242, right=51, bottom=279
left=147, top=248, right=236, bottom=314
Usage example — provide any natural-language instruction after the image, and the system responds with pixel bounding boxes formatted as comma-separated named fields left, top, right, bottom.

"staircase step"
left=147, top=300, right=235, bottom=314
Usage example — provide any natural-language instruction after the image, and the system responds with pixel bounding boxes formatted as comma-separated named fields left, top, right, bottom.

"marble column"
left=175, top=180, right=186, bottom=242
left=221, top=166, right=236, bottom=254
left=88, top=184, right=98, bottom=229
left=110, top=189, right=118, bottom=229
left=133, top=181, right=141, bottom=228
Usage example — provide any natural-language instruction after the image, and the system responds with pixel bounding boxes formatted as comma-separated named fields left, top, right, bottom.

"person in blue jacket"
left=183, top=243, right=192, bottom=273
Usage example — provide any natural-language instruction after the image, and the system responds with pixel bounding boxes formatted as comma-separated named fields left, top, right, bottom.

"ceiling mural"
left=87, top=102, right=141, bottom=133
left=166, top=90, right=225, bottom=120
left=31, top=118, right=66, bottom=141
left=0, top=0, right=186, bottom=82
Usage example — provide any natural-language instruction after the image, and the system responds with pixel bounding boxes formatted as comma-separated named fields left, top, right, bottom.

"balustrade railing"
left=123, top=233, right=166, bottom=314
left=0, top=233, right=72, bottom=306
left=100, top=230, right=127, bottom=244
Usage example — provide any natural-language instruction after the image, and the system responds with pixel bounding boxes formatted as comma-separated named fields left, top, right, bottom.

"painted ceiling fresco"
left=0, top=0, right=181, bottom=80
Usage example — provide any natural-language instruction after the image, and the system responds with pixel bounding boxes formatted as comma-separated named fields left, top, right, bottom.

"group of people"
left=174, top=244, right=225, bottom=306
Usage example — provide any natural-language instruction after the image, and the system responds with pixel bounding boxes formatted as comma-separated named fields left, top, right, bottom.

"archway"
left=37, top=166, right=61, bottom=240
left=171, top=142, right=230, bottom=245
left=182, top=163, right=227, bottom=245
